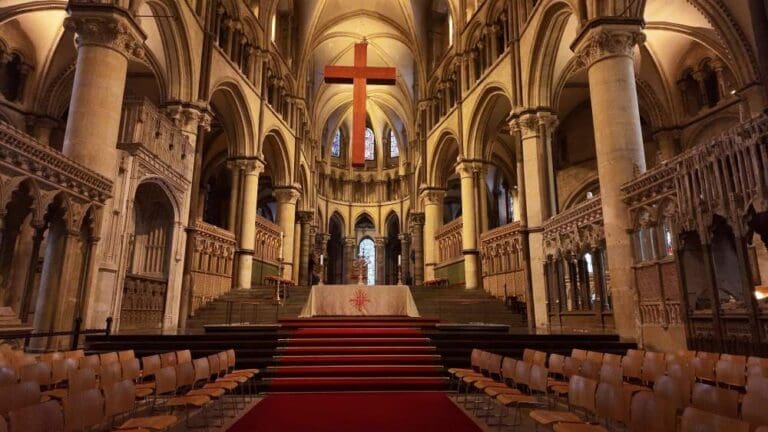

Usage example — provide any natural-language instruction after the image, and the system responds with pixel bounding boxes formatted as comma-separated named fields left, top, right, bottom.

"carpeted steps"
left=261, top=321, right=449, bottom=392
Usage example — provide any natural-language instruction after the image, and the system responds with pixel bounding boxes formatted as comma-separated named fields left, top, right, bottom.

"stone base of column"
left=463, top=252, right=479, bottom=289
left=236, top=252, right=254, bottom=289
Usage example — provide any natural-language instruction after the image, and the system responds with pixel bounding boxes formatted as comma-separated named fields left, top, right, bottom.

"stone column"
left=343, top=237, right=357, bottom=284
left=274, top=186, right=301, bottom=281
left=410, top=213, right=425, bottom=285
left=375, top=237, right=386, bottom=285
left=234, top=159, right=264, bottom=289
left=510, top=110, right=557, bottom=328
left=227, top=165, right=242, bottom=233
left=572, top=21, right=646, bottom=341
left=478, top=164, right=489, bottom=233
left=399, top=233, right=411, bottom=284
left=456, top=160, right=480, bottom=289
left=292, top=220, right=302, bottom=283
left=421, top=189, right=444, bottom=281
left=62, top=7, right=145, bottom=178
left=297, top=211, right=313, bottom=285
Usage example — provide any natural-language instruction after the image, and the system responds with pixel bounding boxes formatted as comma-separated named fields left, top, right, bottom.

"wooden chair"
left=696, top=351, right=721, bottom=363
left=572, top=349, right=588, bottom=361
left=621, top=354, right=643, bottom=382
left=44, top=367, right=98, bottom=400
left=118, top=350, right=135, bottom=363
left=741, top=392, right=768, bottom=428
left=653, top=375, right=687, bottom=414
left=627, top=349, right=645, bottom=360
left=680, top=407, right=749, bottom=432
left=448, top=349, right=483, bottom=379
left=50, top=358, right=77, bottom=388
left=63, top=388, right=104, bottom=432
left=78, top=354, right=100, bottom=372
left=667, top=361, right=695, bottom=404
left=100, top=361, right=123, bottom=389
left=563, top=357, right=583, bottom=379
left=533, top=351, right=548, bottom=367
left=628, top=391, right=676, bottom=432
left=494, top=364, right=551, bottom=427
left=100, top=352, right=119, bottom=365
left=640, top=356, right=666, bottom=385
left=225, top=349, right=259, bottom=377
left=603, top=353, right=622, bottom=367
left=63, top=350, right=84, bottom=360
left=164, top=363, right=213, bottom=428
left=38, top=352, right=63, bottom=364
left=482, top=357, right=523, bottom=400
left=104, top=379, right=178, bottom=431
left=175, top=350, right=192, bottom=365
left=747, top=374, right=768, bottom=398
left=691, top=382, right=739, bottom=418
left=19, top=361, right=53, bottom=389
left=716, top=359, right=746, bottom=389
left=598, top=363, right=623, bottom=386
left=529, top=375, right=598, bottom=427
left=691, top=356, right=717, bottom=383
left=549, top=354, right=567, bottom=378
left=159, top=352, right=177, bottom=368
left=586, top=351, right=604, bottom=364
left=523, top=349, right=537, bottom=364
left=8, top=400, right=64, bottom=432
left=721, top=354, right=746, bottom=364
left=0, top=366, right=17, bottom=386
left=580, top=359, right=601, bottom=380
left=552, top=382, right=625, bottom=431
left=139, top=355, right=162, bottom=388
left=0, top=382, right=42, bottom=417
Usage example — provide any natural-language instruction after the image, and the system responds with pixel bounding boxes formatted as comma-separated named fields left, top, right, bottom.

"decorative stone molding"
left=229, top=156, right=265, bottom=175
left=297, top=210, right=314, bottom=225
left=420, top=188, right=445, bottom=206
left=64, top=9, right=145, bottom=60
left=542, top=197, right=604, bottom=258
left=273, top=185, right=302, bottom=204
left=572, top=24, right=645, bottom=70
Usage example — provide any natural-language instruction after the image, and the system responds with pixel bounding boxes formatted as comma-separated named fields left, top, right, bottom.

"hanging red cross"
left=324, top=41, right=397, bottom=166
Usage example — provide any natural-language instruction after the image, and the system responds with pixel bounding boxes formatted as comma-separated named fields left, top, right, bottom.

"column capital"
left=273, top=185, right=302, bottom=204
left=164, top=102, right=210, bottom=133
left=455, top=158, right=482, bottom=178
left=398, top=233, right=411, bottom=243
left=228, top=156, right=265, bottom=175
left=508, top=110, right=558, bottom=139
left=297, top=210, right=314, bottom=225
left=344, top=237, right=357, bottom=247
left=571, top=21, right=645, bottom=70
left=374, top=237, right=386, bottom=247
left=64, top=6, right=146, bottom=60
left=409, top=212, right=425, bottom=226
left=420, top=188, right=445, bottom=206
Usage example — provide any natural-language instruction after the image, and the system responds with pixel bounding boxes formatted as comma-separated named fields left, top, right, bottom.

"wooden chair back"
left=117, top=350, right=135, bottom=363
left=622, top=354, right=643, bottom=381
left=63, top=388, right=104, bottom=431
left=563, top=356, right=582, bottom=378
left=160, top=352, right=177, bottom=368
left=680, top=406, right=749, bottom=432
left=691, top=382, right=739, bottom=418
left=141, top=354, right=161, bottom=378
left=691, top=357, right=716, bottom=382
left=176, top=350, right=192, bottom=364
left=0, top=381, right=40, bottom=415
left=193, top=357, right=211, bottom=386
left=653, top=375, right=686, bottom=413
left=68, top=367, right=97, bottom=393
left=569, top=375, right=599, bottom=415
left=501, top=357, right=517, bottom=383
left=176, top=362, right=196, bottom=390
left=599, top=363, right=623, bottom=385
left=99, top=361, right=123, bottom=388
left=19, top=361, right=52, bottom=387
left=51, top=358, right=77, bottom=385
left=470, top=349, right=483, bottom=369
left=595, top=381, right=625, bottom=423
left=548, top=353, right=565, bottom=375
left=99, top=352, right=119, bottom=365
left=78, top=354, right=100, bottom=371
left=63, top=350, right=84, bottom=360
left=522, top=348, right=536, bottom=364
left=0, top=366, right=17, bottom=386
left=720, top=354, right=746, bottom=364
left=514, top=360, right=532, bottom=387
left=580, top=359, right=601, bottom=380
left=532, top=350, right=547, bottom=367
left=603, top=353, right=622, bottom=367
left=120, top=358, right=141, bottom=381
left=103, top=379, right=136, bottom=419
left=154, top=366, right=177, bottom=396
left=641, top=356, right=666, bottom=384
left=9, top=400, right=64, bottom=432
left=696, top=351, right=721, bottom=363
left=529, top=364, right=549, bottom=394
left=715, top=359, right=746, bottom=388
left=629, top=391, right=676, bottom=432
left=207, top=354, right=221, bottom=379
left=747, top=374, right=768, bottom=397
left=586, top=351, right=604, bottom=364
left=571, top=349, right=588, bottom=361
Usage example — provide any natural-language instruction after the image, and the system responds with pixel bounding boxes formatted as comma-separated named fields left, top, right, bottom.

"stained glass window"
left=390, top=130, right=399, bottom=158
left=331, top=129, right=341, bottom=158
left=364, top=127, right=375, bottom=160
left=359, top=238, right=375, bottom=285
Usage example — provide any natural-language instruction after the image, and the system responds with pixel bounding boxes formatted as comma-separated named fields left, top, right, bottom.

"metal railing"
left=0, top=317, right=113, bottom=351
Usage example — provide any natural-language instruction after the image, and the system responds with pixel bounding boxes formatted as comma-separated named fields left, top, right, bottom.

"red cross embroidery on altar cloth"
left=349, top=288, right=371, bottom=313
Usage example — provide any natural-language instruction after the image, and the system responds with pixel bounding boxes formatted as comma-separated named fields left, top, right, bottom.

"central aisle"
left=227, top=392, right=483, bottom=432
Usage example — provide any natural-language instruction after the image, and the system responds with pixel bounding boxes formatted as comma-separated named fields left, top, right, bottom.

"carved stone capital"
left=420, top=188, right=445, bottom=206
left=455, top=158, right=482, bottom=178
left=297, top=210, right=314, bottom=225
left=409, top=212, right=425, bottom=226
left=64, top=8, right=145, bottom=60
left=572, top=23, right=645, bottom=70
left=273, top=185, right=302, bottom=204
left=229, top=156, right=265, bottom=175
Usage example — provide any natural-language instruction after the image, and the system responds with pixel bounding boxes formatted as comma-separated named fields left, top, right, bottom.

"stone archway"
left=120, top=182, right=175, bottom=331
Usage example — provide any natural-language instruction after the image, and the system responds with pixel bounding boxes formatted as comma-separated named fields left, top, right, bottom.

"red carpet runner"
left=227, top=392, right=483, bottom=432
left=262, top=318, right=448, bottom=392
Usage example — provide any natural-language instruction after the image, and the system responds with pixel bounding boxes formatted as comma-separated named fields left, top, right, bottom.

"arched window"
left=389, top=130, right=399, bottom=158
left=331, top=129, right=341, bottom=158
left=359, top=238, right=376, bottom=285
left=364, top=127, right=375, bottom=160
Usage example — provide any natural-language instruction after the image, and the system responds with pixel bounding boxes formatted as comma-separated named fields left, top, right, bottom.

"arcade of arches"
left=0, top=0, right=767, bottom=354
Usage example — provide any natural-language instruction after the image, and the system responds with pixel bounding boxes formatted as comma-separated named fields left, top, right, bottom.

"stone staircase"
left=186, top=285, right=312, bottom=329
left=185, top=284, right=525, bottom=330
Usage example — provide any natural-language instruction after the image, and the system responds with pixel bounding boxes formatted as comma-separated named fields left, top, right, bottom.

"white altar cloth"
left=298, top=285, right=420, bottom=317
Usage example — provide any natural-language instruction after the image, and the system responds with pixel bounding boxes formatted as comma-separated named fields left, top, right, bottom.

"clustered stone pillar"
left=421, top=189, right=444, bottom=281
left=456, top=161, right=480, bottom=290
left=572, top=21, right=647, bottom=341
left=375, top=237, right=385, bottom=285
left=297, top=212, right=313, bottom=285
left=343, top=237, right=357, bottom=284
left=234, top=159, right=264, bottom=290
left=510, top=110, right=557, bottom=328
left=274, top=186, right=301, bottom=281
left=410, top=213, right=425, bottom=285
left=399, top=233, right=411, bottom=284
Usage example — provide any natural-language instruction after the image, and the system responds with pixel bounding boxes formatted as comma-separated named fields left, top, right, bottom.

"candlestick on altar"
left=278, top=232, right=284, bottom=260
left=318, top=254, right=325, bottom=286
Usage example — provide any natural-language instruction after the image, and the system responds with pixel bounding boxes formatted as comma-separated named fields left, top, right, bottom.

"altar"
left=298, top=285, right=420, bottom=317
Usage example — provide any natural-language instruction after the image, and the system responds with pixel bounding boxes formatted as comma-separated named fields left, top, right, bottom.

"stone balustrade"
left=118, top=96, right=192, bottom=178
left=0, top=120, right=112, bottom=205
left=254, top=215, right=282, bottom=264
left=435, top=217, right=463, bottom=263
left=479, top=221, right=525, bottom=299
left=188, top=220, right=236, bottom=312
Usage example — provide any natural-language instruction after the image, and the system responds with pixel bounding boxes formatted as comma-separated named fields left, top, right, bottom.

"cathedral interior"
left=1, top=0, right=768, bottom=429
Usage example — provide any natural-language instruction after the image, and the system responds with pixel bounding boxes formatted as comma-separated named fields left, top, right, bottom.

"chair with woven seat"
left=691, top=382, right=739, bottom=418
left=681, top=406, right=749, bottom=432
left=8, top=400, right=64, bottom=432
left=104, top=379, right=178, bottom=431
left=530, top=375, right=599, bottom=428
left=628, top=391, right=676, bottom=432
